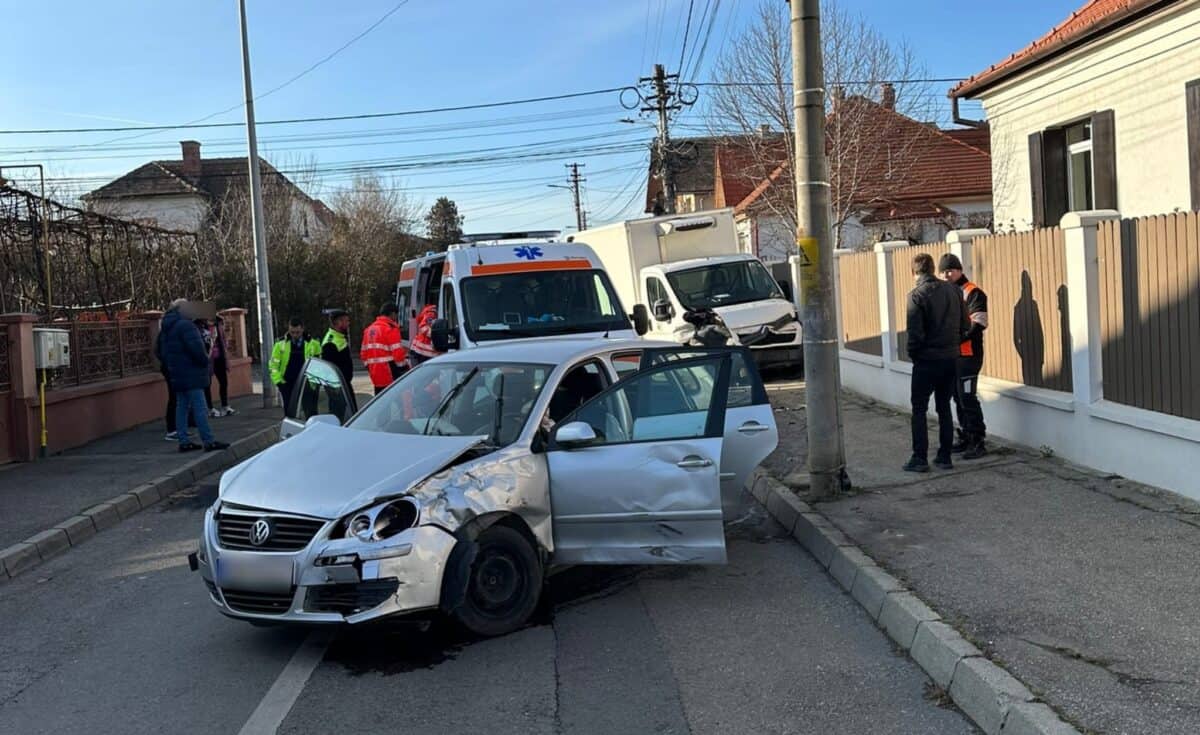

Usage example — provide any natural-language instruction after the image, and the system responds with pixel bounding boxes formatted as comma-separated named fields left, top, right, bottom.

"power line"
left=676, top=0, right=696, bottom=84
left=0, top=86, right=632, bottom=135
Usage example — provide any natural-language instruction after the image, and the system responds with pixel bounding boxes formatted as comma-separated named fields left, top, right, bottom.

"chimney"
left=758, top=123, right=771, bottom=137
left=180, top=140, right=201, bottom=177
left=880, top=83, right=896, bottom=109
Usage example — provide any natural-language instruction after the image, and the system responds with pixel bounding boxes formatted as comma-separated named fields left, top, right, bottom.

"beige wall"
left=978, top=0, right=1200, bottom=230
left=90, top=194, right=208, bottom=232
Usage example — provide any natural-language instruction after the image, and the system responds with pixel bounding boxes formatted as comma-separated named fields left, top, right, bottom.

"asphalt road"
left=0, top=474, right=976, bottom=734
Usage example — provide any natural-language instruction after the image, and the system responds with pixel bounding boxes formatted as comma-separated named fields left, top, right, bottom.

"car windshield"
left=460, top=269, right=629, bottom=342
left=666, top=260, right=784, bottom=310
left=348, top=361, right=552, bottom=447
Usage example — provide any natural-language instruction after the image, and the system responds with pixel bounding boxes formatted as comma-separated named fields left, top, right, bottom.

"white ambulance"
left=395, top=236, right=648, bottom=354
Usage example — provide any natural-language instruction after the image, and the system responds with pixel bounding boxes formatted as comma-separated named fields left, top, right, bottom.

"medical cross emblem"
left=513, top=246, right=543, bottom=260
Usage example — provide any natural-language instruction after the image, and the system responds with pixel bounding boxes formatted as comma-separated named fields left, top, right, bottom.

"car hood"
left=218, top=422, right=485, bottom=519
left=712, top=299, right=797, bottom=332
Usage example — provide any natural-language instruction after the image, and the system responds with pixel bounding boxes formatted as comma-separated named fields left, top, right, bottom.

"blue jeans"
left=176, top=389, right=215, bottom=446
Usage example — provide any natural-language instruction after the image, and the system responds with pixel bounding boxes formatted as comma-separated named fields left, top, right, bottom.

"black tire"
left=451, top=525, right=543, bottom=637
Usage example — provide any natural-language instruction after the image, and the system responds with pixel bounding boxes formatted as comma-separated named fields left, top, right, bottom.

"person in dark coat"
left=157, top=300, right=229, bottom=453
left=904, top=254, right=968, bottom=473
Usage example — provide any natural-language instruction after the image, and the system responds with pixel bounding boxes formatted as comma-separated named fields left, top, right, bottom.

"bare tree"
left=704, top=0, right=940, bottom=247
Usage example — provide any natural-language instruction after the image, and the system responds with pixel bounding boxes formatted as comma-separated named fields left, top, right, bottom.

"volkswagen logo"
left=248, top=518, right=273, bottom=547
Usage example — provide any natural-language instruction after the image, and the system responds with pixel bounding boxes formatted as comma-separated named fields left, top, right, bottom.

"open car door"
left=279, top=358, right=356, bottom=440
left=546, top=354, right=732, bottom=565
left=639, top=346, right=778, bottom=494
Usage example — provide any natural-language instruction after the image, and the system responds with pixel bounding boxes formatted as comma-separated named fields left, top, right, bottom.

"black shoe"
left=903, top=456, right=930, bottom=473
left=962, top=442, right=987, bottom=460
left=204, top=441, right=230, bottom=452
left=952, top=436, right=970, bottom=454
left=933, top=455, right=954, bottom=471
left=179, top=442, right=202, bottom=453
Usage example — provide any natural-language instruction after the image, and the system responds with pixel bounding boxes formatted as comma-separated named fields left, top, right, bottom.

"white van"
left=570, top=210, right=802, bottom=370
left=395, top=239, right=647, bottom=354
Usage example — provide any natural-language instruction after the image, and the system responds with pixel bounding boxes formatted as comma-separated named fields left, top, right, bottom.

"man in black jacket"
left=905, top=254, right=968, bottom=472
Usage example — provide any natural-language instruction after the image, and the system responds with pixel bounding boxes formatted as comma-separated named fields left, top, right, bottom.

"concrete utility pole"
left=789, top=0, right=848, bottom=499
left=641, top=64, right=680, bottom=214
left=237, top=0, right=277, bottom=409
left=567, top=163, right=587, bottom=231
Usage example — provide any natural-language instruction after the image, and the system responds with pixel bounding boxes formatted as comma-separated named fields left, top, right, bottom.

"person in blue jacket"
left=156, top=300, right=229, bottom=453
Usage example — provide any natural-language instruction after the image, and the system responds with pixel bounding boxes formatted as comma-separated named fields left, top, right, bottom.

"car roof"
left=426, top=337, right=678, bottom=367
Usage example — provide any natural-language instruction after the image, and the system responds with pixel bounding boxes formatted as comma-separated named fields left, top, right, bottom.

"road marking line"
left=237, top=630, right=332, bottom=735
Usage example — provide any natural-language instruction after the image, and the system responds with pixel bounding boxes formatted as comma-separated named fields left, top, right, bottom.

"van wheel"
left=452, top=526, right=542, bottom=637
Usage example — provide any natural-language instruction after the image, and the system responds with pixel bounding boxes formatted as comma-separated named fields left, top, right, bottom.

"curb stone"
left=753, top=471, right=1079, bottom=735
left=0, top=424, right=278, bottom=585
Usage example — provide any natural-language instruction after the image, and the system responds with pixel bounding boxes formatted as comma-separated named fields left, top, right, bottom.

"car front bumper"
left=193, top=505, right=457, bottom=625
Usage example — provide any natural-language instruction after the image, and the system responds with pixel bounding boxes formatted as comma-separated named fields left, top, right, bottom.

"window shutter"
left=1092, top=109, right=1118, bottom=210
left=1043, top=128, right=1069, bottom=226
left=1028, top=131, right=1046, bottom=227
left=1187, top=79, right=1200, bottom=211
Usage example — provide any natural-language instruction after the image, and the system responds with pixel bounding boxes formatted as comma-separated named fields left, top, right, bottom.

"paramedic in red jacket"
left=359, top=303, right=407, bottom=394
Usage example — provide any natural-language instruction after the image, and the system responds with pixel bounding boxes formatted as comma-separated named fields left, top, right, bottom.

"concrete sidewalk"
left=764, top=382, right=1200, bottom=735
left=0, top=392, right=280, bottom=552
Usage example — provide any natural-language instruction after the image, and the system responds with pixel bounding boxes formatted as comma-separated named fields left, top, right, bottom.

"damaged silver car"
left=189, top=338, right=778, bottom=635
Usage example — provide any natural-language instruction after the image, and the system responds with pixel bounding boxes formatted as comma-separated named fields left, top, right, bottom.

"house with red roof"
left=951, top=0, right=1200, bottom=230
left=82, top=140, right=333, bottom=240
left=656, top=91, right=993, bottom=260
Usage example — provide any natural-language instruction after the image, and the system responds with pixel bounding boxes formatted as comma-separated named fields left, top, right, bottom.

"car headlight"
left=342, top=498, right=420, bottom=542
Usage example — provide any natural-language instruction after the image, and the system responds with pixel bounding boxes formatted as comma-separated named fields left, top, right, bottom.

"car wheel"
left=452, top=525, right=542, bottom=637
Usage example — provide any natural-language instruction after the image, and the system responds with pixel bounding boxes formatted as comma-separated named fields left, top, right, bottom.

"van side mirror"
left=652, top=299, right=674, bottom=322
left=430, top=319, right=455, bottom=352
left=631, top=305, right=650, bottom=336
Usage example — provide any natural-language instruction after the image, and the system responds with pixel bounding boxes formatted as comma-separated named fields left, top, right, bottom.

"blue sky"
left=0, top=0, right=1078, bottom=233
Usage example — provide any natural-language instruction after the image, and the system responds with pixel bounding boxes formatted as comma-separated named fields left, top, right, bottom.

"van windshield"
left=460, top=269, right=629, bottom=342
left=665, top=260, right=784, bottom=310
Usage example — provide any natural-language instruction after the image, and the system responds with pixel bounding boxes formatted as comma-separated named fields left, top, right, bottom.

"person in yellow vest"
left=268, top=317, right=321, bottom=418
left=321, top=309, right=357, bottom=415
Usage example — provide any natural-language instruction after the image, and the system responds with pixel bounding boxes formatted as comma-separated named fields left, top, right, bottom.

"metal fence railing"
left=46, top=320, right=156, bottom=389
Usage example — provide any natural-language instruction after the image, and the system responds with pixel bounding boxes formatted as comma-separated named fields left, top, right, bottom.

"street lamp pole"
left=237, top=0, right=277, bottom=409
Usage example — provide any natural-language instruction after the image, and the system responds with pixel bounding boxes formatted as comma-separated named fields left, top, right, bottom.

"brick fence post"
left=1, top=313, right=40, bottom=461
left=1060, top=210, right=1119, bottom=406
left=218, top=308, right=249, bottom=359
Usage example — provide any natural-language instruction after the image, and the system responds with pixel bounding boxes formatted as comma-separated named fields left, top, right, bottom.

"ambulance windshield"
left=460, top=269, right=629, bottom=342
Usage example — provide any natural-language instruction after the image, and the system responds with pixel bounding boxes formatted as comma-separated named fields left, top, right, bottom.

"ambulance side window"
left=396, top=288, right=411, bottom=339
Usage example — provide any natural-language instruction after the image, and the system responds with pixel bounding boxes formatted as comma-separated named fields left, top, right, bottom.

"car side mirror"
left=306, top=414, right=341, bottom=428
left=555, top=421, right=597, bottom=448
left=631, top=304, right=650, bottom=336
left=652, top=299, right=674, bottom=322
left=430, top=318, right=455, bottom=352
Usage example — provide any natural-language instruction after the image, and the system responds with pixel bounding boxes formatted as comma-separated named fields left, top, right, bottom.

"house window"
left=1066, top=121, right=1093, bottom=211
left=1028, top=109, right=1115, bottom=227
left=675, top=193, right=696, bottom=213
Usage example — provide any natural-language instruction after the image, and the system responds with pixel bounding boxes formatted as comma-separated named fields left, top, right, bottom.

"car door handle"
left=676, top=457, right=714, bottom=469
left=737, top=422, right=771, bottom=435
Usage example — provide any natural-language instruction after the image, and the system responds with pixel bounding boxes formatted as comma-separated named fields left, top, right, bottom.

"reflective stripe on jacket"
left=269, top=337, right=320, bottom=385
left=958, top=280, right=988, bottom=358
left=360, top=316, right=406, bottom=388
left=409, top=305, right=440, bottom=358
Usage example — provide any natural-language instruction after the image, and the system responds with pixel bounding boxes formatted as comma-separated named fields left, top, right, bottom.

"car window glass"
left=547, top=360, right=610, bottom=425
left=441, top=283, right=459, bottom=331
left=646, top=349, right=757, bottom=408
left=611, top=351, right=642, bottom=378
left=566, top=358, right=721, bottom=445
left=294, top=359, right=353, bottom=424
left=350, top=361, right=550, bottom=447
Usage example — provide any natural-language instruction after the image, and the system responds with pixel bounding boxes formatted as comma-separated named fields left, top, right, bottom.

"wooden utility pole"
left=567, top=163, right=587, bottom=231
left=789, top=0, right=848, bottom=498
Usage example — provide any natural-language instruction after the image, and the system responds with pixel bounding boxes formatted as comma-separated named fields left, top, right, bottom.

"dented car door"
left=545, top=354, right=731, bottom=565
left=639, top=347, right=779, bottom=493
